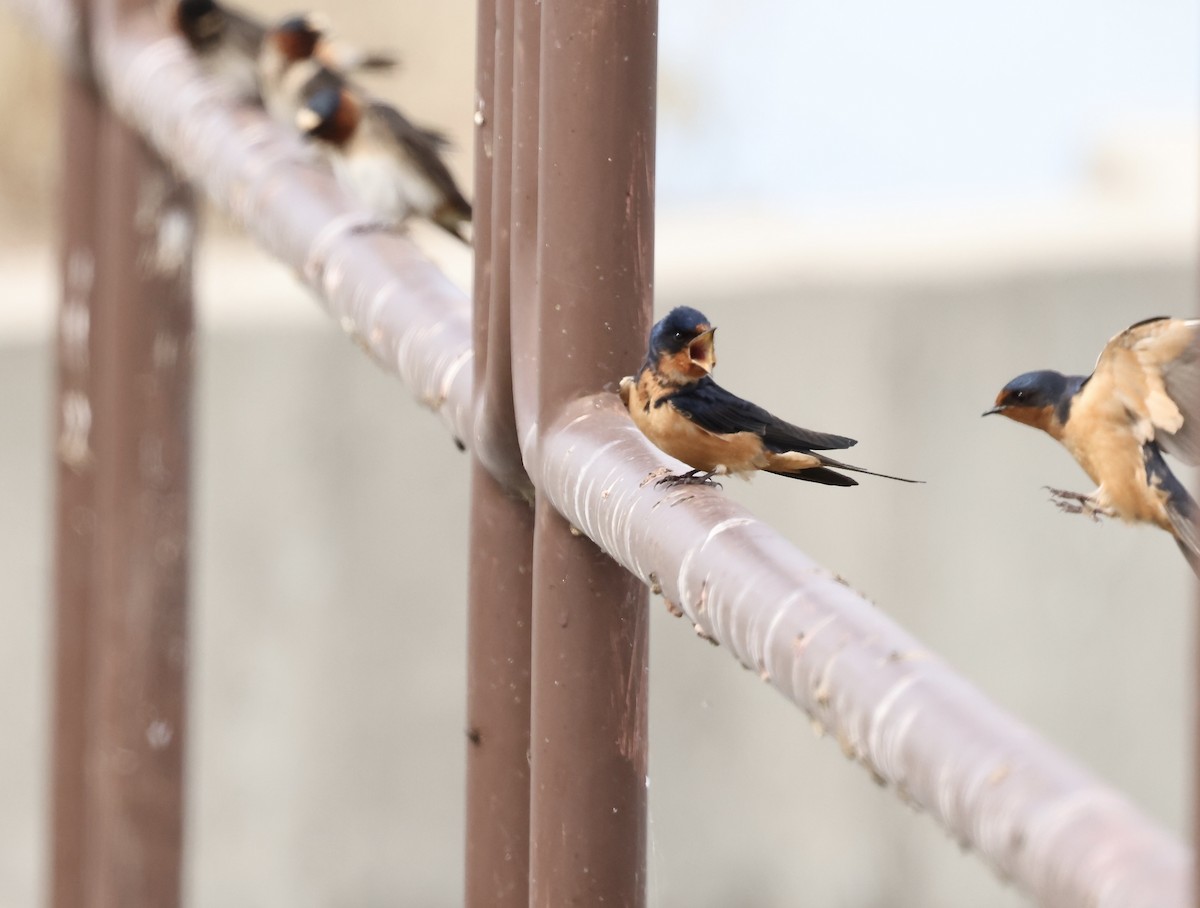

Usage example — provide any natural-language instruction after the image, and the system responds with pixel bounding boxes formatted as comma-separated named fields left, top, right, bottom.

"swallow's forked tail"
left=816, top=453, right=924, bottom=485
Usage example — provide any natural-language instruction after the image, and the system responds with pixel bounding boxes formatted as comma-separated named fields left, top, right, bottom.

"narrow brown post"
left=49, top=18, right=103, bottom=908
left=48, top=2, right=196, bottom=902
left=83, top=103, right=195, bottom=908
left=528, top=1, right=657, bottom=905
left=463, top=1, right=535, bottom=906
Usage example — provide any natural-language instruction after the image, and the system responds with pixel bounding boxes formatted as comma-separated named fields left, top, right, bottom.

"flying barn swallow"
left=619, top=307, right=920, bottom=488
left=257, top=13, right=397, bottom=124
left=985, top=316, right=1199, bottom=573
left=295, top=84, right=473, bottom=243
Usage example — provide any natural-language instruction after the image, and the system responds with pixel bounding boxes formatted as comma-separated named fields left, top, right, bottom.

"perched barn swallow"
left=174, top=0, right=266, bottom=101
left=257, top=13, right=397, bottom=124
left=619, top=307, right=920, bottom=487
left=296, top=84, right=472, bottom=243
left=985, top=316, right=1199, bottom=573
left=173, top=1, right=396, bottom=106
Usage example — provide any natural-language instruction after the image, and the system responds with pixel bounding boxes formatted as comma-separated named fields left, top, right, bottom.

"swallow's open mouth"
left=688, top=327, right=716, bottom=373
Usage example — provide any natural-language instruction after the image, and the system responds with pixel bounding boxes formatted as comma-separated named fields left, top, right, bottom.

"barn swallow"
left=173, top=1, right=396, bottom=106
left=619, top=307, right=920, bottom=487
left=257, top=13, right=397, bottom=124
left=173, top=0, right=266, bottom=101
left=985, top=316, right=1199, bottom=573
left=295, top=83, right=472, bottom=243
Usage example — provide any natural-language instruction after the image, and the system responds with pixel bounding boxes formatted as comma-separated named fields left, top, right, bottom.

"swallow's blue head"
left=296, top=85, right=358, bottom=144
left=269, top=12, right=326, bottom=62
left=984, top=369, right=1078, bottom=435
left=647, top=306, right=717, bottom=379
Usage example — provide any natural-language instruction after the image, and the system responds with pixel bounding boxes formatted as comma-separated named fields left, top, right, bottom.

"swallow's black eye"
left=1013, top=390, right=1026, bottom=401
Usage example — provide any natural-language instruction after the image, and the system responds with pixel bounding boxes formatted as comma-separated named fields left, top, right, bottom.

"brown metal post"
left=47, top=0, right=196, bottom=898
left=49, top=19, right=102, bottom=908
left=508, top=0, right=540, bottom=436
left=463, top=1, right=535, bottom=905
left=527, top=1, right=657, bottom=905
left=80, top=105, right=194, bottom=908
left=464, top=464, right=534, bottom=908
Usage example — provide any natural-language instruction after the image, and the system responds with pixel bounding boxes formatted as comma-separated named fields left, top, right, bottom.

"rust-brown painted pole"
left=473, top=0, right=527, bottom=491
left=464, top=463, right=534, bottom=907
left=82, top=111, right=194, bottom=908
left=48, top=9, right=101, bottom=907
left=528, top=2, right=657, bottom=905
left=463, top=1, right=535, bottom=905
left=50, top=0, right=196, bottom=900
left=508, top=0, right=539, bottom=440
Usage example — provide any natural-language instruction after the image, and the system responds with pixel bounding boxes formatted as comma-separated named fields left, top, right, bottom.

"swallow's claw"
left=1045, top=487, right=1109, bottom=522
left=349, top=217, right=406, bottom=236
left=656, top=468, right=723, bottom=489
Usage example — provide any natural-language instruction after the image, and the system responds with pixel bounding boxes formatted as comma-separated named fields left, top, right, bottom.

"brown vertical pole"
left=528, top=1, right=656, bottom=905
left=464, top=463, right=534, bottom=907
left=464, top=1, right=535, bottom=906
left=49, top=16, right=102, bottom=908
left=48, top=2, right=196, bottom=904
left=82, top=105, right=194, bottom=908
left=508, top=0, right=539, bottom=434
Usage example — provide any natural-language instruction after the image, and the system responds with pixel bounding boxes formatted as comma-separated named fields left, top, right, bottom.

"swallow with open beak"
left=619, top=307, right=920, bottom=488
left=257, top=12, right=397, bottom=124
left=985, top=316, right=1199, bottom=573
left=295, top=83, right=472, bottom=243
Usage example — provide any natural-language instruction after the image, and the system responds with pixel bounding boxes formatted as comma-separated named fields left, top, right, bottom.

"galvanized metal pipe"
left=6, top=2, right=1191, bottom=905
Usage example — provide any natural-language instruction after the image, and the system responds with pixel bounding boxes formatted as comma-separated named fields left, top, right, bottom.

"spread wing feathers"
left=367, top=102, right=472, bottom=216
left=220, top=6, right=264, bottom=56
left=666, top=377, right=858, bottom=453
left=1096, top=317, right=1200, bottom=464
left=1144, top=445, right=1200, bottom=576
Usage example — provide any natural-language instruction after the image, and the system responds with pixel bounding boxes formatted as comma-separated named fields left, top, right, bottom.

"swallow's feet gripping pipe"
left=656, top=468, right=724, bottom=490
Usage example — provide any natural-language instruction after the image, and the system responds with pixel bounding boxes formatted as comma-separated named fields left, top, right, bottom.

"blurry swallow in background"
left=257, top=12, right=397, bottom=123
left=619, top=307, right=921, bottom=488
left=296, top=84, right=473, bottom=243
left=174, top=0, right=267, bottom=100
left=173, top=1, right=396, bottom=106
left=985, top=316, right=1200, bottom=573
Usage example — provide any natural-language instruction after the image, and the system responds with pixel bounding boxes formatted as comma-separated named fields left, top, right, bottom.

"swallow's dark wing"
left=1095, top=317, right=1200, bottom=464
left=223, top=6, right=265, bottom=55
left=367, top=101, right=472, bottom=219
left=665, top=377, right=857, bottom=453
left=1144, top=444, right=1199, bottom=576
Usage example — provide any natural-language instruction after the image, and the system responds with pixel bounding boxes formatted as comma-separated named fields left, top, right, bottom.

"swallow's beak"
left=688, top=327, right=716, bottom=374
left=296, top=106, right=322, bottom=134
left=982, top=405, right=1004, bottom=417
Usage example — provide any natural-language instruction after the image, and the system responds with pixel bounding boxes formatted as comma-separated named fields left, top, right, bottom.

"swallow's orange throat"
left=993, top=402, right=1064, bottom=440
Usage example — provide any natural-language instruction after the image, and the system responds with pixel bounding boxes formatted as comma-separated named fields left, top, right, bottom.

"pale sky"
left=656, top=0, right=1200, bottom=211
